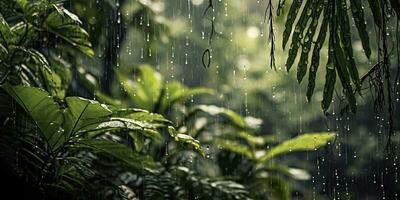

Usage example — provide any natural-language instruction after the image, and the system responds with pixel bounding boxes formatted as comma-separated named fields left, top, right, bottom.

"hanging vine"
left=201, top=0, right=214, bottom=69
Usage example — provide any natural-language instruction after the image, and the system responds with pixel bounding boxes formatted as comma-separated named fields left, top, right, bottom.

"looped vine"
left=201, top=0, right=214, bottom=69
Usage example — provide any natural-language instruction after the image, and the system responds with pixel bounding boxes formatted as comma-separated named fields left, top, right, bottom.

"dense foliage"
left=0, top=0, right=399, bottom=199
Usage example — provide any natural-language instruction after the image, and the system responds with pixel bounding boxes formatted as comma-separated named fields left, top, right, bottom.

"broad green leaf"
left=118, top=65, right=163, bottom=111
left=167, top=126, right=204, bottom=155
left=94, top=117, right=162, bottom=142
left=114, top=108, right=172, bottom=126
left=212, top=138, right=253, bottom=159
left=158, top=80, right=213, bottom=113
left=12, top=1, right=93, bottom=56
left=64, top=97, right=112, bottom=134
left=77, top=139, right=155, bottom=170
left=3, top=85, right=64, bottom=149
left=259, top=132, right=335, bottom=162
left=43, top=4, right=94, bottom=57
left=190, top=105, right=247, bottom=129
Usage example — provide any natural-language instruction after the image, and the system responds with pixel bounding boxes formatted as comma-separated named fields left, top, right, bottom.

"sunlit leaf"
left=118, top=65, right=163, bottom=111
left=158, top=80, right=213, bottom=113
left=190, top=105, right=248, bottom=129
left=259, top=132, right=335, bottom=162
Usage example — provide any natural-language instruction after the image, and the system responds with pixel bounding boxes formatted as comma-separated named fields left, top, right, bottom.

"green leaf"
left=43, top=4, right=94, bottom=57
left=114, top=108, right=172, bottom=126
left=130, top=132, right=144, bottom=152
left=190, top=105, right=248, bottom=129
left=259, top=132, right=335, bottom=162
left=238, top=131, right=276, bottom=146
left=333, top=36, right=357, bottom=113
left=158, top=80, right=213, bottom=113
left=64, top=97, right=112, bottom=134
left=41, top=68, right=64, bottom=99
left=44, top=55, right=72, bottom=99
left=3, top=85, right=64, bottom=149
left=11, top=47, right=51, bottom=72
left=282, top=0, right=302, bottom=48
left=0, top=13, right=12, bottom=42
left=321, top=44, right=336, bottom=112
left=350, top=0, right=371, bottom=58
left=257, top=164, right=311, bottom=180
left=95, top=91, right=122, bottom=106
left=94, top=117, right=162, bottom=142
left=306, top=8, right=329, bottom=102
left=367, top=0, right=382, bottom=28
left=338, top=0, right=360, bottom=89
left=118, top=65, right=163, bottom=111
left=285, top=0, right=314, bottom=71
left=77, top=139, right=155, bottom=170
left=212, top=138, right=253, bottom=159
left=167, top=126, right=204, bottom=155
left=297, top=0, right=325, bottom=83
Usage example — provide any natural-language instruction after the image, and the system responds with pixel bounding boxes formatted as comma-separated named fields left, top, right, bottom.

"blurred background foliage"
left=68, top=0, right=400, bottom=199
left=0, top=0, right=399, bottom=199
